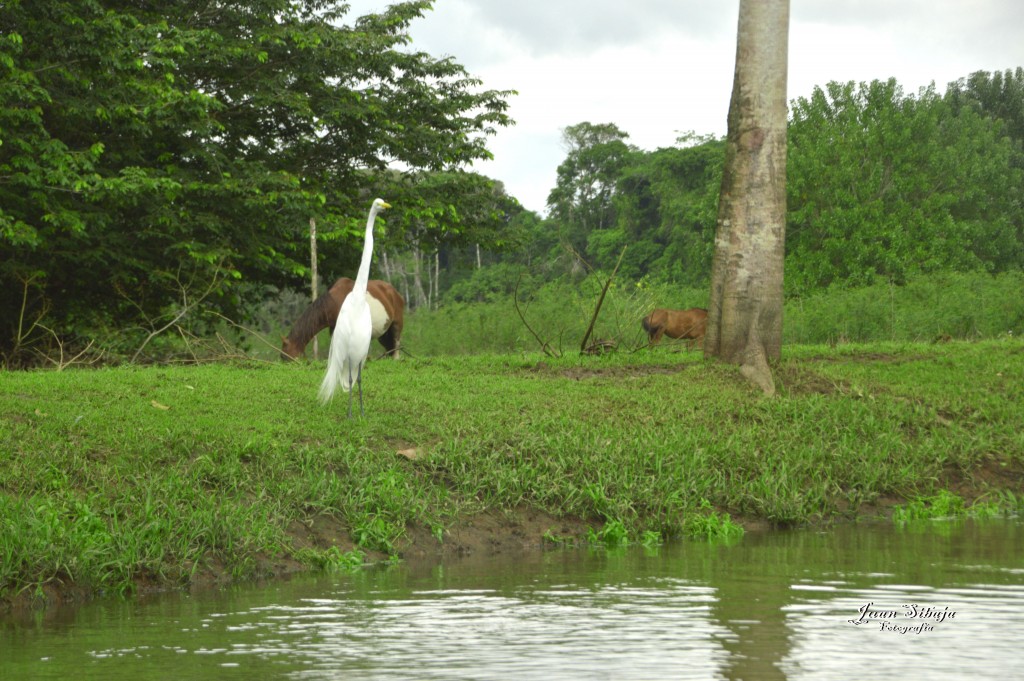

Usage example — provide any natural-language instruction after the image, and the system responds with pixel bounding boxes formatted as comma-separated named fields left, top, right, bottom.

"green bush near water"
left=892, top=489, right=1004, bottom=522
left=2, top=337, right=1022, bottom=603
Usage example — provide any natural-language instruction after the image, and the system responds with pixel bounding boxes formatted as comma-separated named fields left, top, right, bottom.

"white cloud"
left=456, top=0, right=730, bottom=58
left=343, top=0, right=1024, bottom=214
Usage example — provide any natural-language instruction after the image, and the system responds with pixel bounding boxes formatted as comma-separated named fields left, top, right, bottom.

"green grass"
left=2, top=337, right=1023, bottom=603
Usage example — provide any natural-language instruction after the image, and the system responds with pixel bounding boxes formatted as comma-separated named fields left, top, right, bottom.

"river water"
left=3, top=519, right=1022, bottom=680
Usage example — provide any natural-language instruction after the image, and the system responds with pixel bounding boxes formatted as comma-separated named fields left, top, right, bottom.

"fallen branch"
left=206, top=311, right=285, bottom=356
left=35, top=324, right=105, bottom=370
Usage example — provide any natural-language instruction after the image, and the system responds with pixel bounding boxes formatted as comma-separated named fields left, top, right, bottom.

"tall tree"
left=705, top=0, right=789, bottom=395
left=946, top=67, right=1024, bottom=147
left=611, top=135, right=724, bottom=284
left=786, top=79, right=1023, bottom=292
left=546, top=122, right=633, bottom=264
left=0, top=0, right=513, bottom=365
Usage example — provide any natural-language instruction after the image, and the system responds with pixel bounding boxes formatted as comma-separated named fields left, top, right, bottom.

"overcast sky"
left=344, top=0, right=1024, bottom=215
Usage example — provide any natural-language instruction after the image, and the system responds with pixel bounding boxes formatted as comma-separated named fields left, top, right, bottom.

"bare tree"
left=126, top=263, right=227, bottom=364
left=410, top=242, right=429, bottom=310
left=433, top=251, right=440, bottom=309
left=310, top=217, right=320, bottom=359
left=705, top=0, right=789, bottom=395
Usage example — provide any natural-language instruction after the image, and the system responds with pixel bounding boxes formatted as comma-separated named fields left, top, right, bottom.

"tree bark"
left=309, top=217, right=319, bottom=360
left=433, top=250, right=440, bottom=309
left=705, top=0, right=789, bottom=395
left=411, top=243, right=428, bottom=310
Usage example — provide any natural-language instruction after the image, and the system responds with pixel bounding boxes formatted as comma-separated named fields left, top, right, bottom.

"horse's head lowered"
left=280, top=335, right=304, bottom=361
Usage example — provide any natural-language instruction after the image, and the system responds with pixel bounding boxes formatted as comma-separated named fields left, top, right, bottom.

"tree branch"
left=129, top=263, right=226, bottom=363
left=513, top=273, right=560, bottom=358
left=579, top=246, right=626, bottom=352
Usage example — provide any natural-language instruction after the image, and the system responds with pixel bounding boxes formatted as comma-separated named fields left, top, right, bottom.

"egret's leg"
left=346, top=363, right=355, bottom=419
left=357, top=364, right=364, bottom=417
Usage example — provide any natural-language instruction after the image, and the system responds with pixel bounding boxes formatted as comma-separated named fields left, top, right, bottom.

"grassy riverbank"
left=2, top=339, right=1023, bottom=607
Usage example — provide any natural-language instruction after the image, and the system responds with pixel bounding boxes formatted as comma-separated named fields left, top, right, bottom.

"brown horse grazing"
left=642, top=308, right=708, bottom=348
left=281, top=278, right=404, bottom=361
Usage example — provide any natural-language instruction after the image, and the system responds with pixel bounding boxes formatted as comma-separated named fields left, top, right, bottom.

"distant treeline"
left=438, top=70, right=1024, bottom=308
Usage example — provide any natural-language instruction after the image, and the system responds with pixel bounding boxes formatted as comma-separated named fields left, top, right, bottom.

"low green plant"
left=892, top=489, right=1005, bottom=522
left=403, top=276, right=708, bottom=356
left=893, top=495, right=953, bottom=522
left=542, top=530, right=576, bottom=546
left=994, top=490, right=1024, bottom=515
left=639, top=530, right=663, bottom=548
left=586, top=519, right=630, bottom=548
left=296, top=546, right=366, bottom=572
left=684, top=501, right=745, bottom=542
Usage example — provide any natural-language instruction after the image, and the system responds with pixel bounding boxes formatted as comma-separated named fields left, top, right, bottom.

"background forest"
left=3, top=1, right=1023, bottom=367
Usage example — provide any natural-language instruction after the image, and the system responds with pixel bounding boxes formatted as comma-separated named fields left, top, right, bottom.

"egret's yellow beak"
left=381, top=201, right=392, bottom=210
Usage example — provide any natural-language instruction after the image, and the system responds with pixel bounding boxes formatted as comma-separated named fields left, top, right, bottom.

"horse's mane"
left=286, top=290, right=338, bottom=346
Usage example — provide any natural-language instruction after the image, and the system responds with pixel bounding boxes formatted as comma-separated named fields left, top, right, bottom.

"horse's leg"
left=391, top=321, right=402, bottom=360
left=379, top=326, right=396, bottom=358
left=380, top=324, right=402, bottom=360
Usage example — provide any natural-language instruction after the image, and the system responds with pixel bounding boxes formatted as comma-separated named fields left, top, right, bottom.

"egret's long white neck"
left=354, top=206, right=379, bottom=295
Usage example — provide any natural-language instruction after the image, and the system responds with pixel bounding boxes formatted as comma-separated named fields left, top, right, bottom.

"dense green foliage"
left=1, top=0, right=515, bottom=365
left=787, top=78, right=1023, bottom=292
left=2, top=340, right=1022, bottom=601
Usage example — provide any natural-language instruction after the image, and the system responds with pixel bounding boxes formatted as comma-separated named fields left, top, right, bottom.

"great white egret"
left=318, top=198, right=391, bottom=416
left=281, top=278, right=405, bottom=361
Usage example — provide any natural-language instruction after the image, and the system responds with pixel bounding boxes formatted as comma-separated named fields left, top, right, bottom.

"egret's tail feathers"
left=318, top=353, right=354, bottom=405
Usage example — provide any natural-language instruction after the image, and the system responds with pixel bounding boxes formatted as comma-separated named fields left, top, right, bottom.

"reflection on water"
left=248, top=581, right=729, bottom=680
left=3, top=520, right=1022, bottom=680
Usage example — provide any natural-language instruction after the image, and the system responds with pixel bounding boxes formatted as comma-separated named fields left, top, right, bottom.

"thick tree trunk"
left=705, top=0, right=789, bottom=395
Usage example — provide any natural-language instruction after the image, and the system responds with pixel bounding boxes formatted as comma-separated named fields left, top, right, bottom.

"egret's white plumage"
left=318, top=198, right=391, bottom=416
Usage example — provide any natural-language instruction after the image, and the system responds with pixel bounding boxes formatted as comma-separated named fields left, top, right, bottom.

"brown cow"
left=281, top=278, right=404, bottom=360
left=642, top=308, right=707, bottom=348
